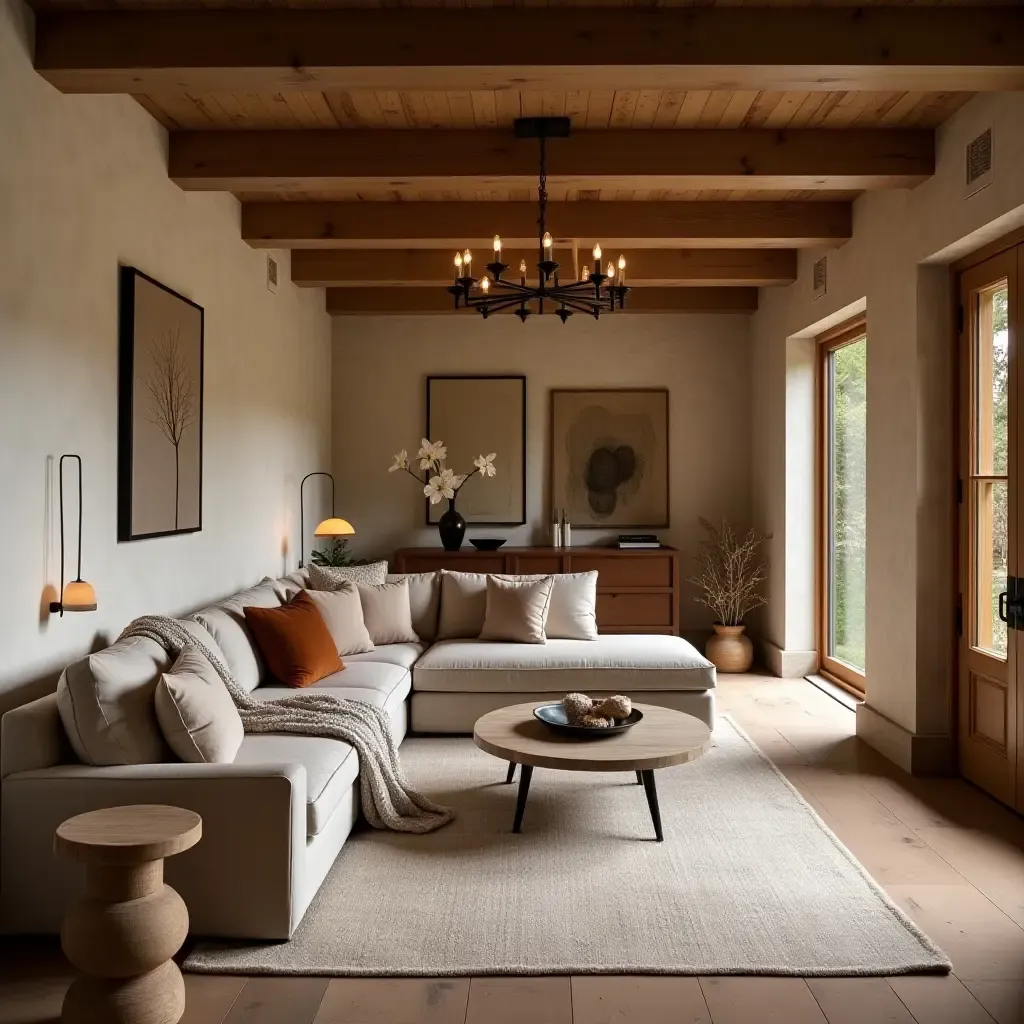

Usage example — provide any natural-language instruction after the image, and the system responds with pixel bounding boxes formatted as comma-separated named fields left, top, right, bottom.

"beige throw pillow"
left=357, top=580, right=419, bottom=645
left=436, top=570, right=489, bottom=639
left=480, top=576, right=554, bottom=644
left=386, top=572, right=440, bottom=642
left=305, top=584, right=375, bottom=656
left=155, top=648, right=244, bottom=764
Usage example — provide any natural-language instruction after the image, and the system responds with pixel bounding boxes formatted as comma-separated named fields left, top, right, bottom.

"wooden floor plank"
left=698, top=977, right=827, bottom=1023
left=887, top=975, right=997, bottom=1024
left=960, top=980, right=1024, bottom=1024
left=571, top=975, right=711, bottom=1023
left=805, top=978, right=915, bottom=1024
left=182, top=976, right=247, bottom=1024
left=223, top=977, right=329, bottom=1024
left=886, top=884, right=1024, bottom=982
left=313, top=977, right=470, bottom=1024
left=465, top=977, right=571, bottom=1024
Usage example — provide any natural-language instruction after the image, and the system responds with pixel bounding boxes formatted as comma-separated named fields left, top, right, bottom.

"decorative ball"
left=593, top=695, right=631, bottom=720
left=580, top=714, right=612, bottom=729
left=562, top=692, right=593, bottom=725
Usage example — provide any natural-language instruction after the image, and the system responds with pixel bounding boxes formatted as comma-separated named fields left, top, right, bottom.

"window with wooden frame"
left=818, top=315, right=868, bottom=695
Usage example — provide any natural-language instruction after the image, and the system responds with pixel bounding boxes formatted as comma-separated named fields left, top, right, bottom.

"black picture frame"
left=117, top=266, right=205, bottom=542
left=425, top=375, right=527, bottom=526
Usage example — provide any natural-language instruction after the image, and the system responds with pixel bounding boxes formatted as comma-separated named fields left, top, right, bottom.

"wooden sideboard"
left=392, top=546, right=680, bottom=635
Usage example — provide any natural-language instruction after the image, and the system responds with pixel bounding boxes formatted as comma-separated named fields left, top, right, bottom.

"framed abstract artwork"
left=550, top=388, right=669, bottom=528
left=425, top=375, right=526, bottom=525
left=117, top=266, right=204, bottom=541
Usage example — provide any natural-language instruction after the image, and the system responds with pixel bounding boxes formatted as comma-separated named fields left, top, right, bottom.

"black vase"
left=438, top=500, right=466, bottom=551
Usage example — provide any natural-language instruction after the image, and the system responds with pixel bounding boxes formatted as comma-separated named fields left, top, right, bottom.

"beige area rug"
left=185, top=717, right=950, bottom=977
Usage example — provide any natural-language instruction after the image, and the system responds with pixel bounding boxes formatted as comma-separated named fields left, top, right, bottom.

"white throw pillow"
left=305, top=584, right=375, bottom=656
left=357, top=580, right=419, bottom=645
left=479, top=576, right=554, bottom=644
left=155, top=648, right=244, bottom=765
left=309, top=561, right=388, bottom=589
left=436, top=570, right=489, bottom=639
left=386, top=571, right=441, bottom=642
left=499, top=571, right=599, bottom=640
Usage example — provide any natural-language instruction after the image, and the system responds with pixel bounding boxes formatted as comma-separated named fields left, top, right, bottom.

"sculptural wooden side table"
left=55, top=804, right=202, bottom=1024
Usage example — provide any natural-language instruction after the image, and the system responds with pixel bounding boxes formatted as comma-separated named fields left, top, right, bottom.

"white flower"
left=474, top=452, right=497, bottom=477
left=424, top=468, right=458, bottom=504
left=388, top=449, right=409, bottom=473
left=418, top=438, right=448, bottom=470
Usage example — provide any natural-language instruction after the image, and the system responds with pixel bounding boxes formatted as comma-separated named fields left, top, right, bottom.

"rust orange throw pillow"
left=244, top=591, right=343, bottom=688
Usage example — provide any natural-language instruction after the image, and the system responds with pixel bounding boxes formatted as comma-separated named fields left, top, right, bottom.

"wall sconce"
left=49, top=454, right=97, bottom=616
left=300, top=471, right=354, bottom=567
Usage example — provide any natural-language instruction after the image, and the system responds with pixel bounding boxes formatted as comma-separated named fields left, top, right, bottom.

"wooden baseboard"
left=855, top=702, right=955, bottom=776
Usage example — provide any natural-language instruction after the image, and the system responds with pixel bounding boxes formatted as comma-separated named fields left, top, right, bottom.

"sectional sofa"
left=0, top=566, right=716, bottom=940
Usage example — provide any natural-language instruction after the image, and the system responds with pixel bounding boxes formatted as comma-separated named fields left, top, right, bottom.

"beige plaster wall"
left=331, top=313, right=752, bottom=632
left=0, top=0, right=333, bottom=717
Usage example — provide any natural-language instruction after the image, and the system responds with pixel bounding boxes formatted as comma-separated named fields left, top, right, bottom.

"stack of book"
left=617, top=534, right=661, bottom=549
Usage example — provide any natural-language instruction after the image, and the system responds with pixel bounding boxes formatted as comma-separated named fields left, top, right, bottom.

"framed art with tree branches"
left=117, top=266, right=204, bottom=541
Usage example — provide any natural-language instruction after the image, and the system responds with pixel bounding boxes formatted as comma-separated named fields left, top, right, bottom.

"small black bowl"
left=469, top=538, right=507, bottom=551
left=533, top=703, right=643, bottom=738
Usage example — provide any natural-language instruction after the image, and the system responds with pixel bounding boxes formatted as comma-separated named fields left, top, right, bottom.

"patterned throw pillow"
left=308, top=561, right=388, bottom=590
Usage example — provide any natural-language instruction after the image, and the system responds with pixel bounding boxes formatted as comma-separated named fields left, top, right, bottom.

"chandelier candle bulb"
left=493, top=235, right=502, bottom=255
left=463, top=249, right=472, bottom=268
left=542, top=231, right=553, bottom=250
left=481, top=277, right=490, bottom=293
left=593, top=243, right=602, bottom=261
left=618, top=255, right=627, bottom=285
left=607, top=262, right=615, bottom=281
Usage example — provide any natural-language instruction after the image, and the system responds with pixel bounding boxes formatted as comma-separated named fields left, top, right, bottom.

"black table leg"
left=512, top=764, right=533, bottom=833
left=635, top=770, right=643, bottom=785
left=505, top=761, right=517, bottom=784
left=640, top=769, right=664, bottom=842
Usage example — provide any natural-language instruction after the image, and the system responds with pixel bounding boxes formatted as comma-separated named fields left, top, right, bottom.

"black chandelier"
left=448, top=117, right=629, bottom=322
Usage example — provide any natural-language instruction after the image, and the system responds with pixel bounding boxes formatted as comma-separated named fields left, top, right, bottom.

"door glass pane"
left=971, top=281, right=1009, bottom=659
left=974, top=479, right=1008, bottom=657
left=827, top=337, right=867, bottom=673
left=974, top=284, right=1009, bottom=475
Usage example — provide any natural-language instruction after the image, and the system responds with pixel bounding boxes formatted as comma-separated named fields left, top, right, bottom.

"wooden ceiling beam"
left=242, top=200, right=852, bottom=250
left=325, top=287, right=759, bottom=316
left=171, top=129, right=933, bottom=193
left=293, top=248, right=797, bottom=288
left=35, top=8, right=1024, bottom=94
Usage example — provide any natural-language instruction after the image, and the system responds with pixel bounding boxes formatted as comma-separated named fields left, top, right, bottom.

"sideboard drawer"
left=596, top=592, right=674, bottom=628
left=570, top=554, right=674, bottom=589
left=510, top=555, right=564, bottom=575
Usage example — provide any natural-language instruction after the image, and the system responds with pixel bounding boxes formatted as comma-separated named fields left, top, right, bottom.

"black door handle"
left=999, top=591, right=1008, bottom=623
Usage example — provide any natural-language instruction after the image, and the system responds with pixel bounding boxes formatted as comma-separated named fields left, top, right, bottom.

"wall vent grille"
left=267, top=254, right=279, bottom=293
left=966, top=128, right=993, bottom=197
left=812, top=256, right=827, bottom=300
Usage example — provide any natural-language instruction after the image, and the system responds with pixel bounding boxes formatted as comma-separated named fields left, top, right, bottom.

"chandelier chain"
left=538, top=134, right=548, bottom=258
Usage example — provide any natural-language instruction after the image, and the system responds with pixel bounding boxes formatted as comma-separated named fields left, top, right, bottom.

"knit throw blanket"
left=121, top=615, right=454, bottom=834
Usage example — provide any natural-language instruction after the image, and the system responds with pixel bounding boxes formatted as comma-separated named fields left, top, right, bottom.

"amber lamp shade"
left=300, top=472, right=355, bottom=566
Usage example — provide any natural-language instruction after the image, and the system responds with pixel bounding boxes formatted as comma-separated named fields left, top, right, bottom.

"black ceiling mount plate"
left=513, top=116, right=571, bottom=139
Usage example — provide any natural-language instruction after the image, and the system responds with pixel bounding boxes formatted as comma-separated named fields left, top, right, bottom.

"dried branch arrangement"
left=688, top=517, right=771, bottom=626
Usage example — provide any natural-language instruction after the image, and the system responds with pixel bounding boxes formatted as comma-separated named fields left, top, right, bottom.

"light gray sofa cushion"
left=193, top=578, right=282, bottom=693
left=249, top=660, right=411, bottom=835
left=413, top=635, right=717, bottom=693
left=386, top=572, right=441, bottom=642
left=305, top=584, right=375, bottom=656
left=56, top=635, right=174, bottom=766
left=345, top=643, right=425, bottom=671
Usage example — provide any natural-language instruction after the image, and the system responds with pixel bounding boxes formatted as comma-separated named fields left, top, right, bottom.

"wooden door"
left=958, top=247, right=1020, bottom=809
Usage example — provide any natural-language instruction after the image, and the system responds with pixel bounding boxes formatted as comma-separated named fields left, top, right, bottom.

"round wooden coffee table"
left=473, top=702, right=711, bottom=842
left=55, top=804, right=202, bottom=1024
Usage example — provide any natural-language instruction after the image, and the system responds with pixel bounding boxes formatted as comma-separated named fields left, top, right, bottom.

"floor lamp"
left=300, top=471, right=354, bottom=567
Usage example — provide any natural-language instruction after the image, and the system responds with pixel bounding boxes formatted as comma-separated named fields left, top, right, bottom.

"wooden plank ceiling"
left=29, top=0, right=1019, bottom=314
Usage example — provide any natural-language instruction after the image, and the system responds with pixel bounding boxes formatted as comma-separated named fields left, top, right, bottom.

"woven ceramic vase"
left=706, top=623, right=753, bottom=673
